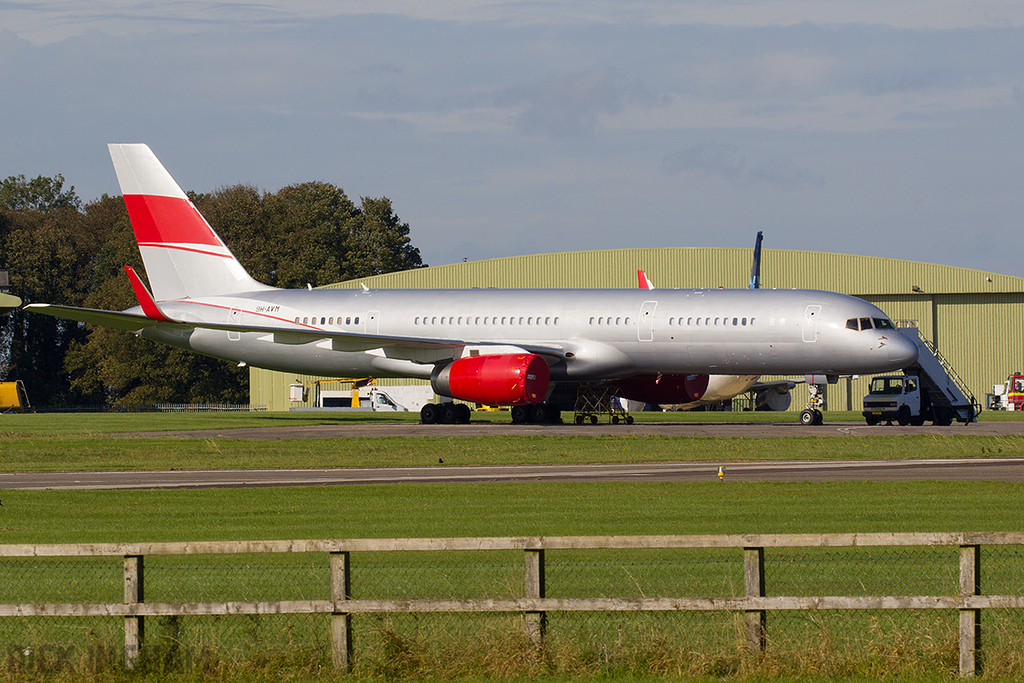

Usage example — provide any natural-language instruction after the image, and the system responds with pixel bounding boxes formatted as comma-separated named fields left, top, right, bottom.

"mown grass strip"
left=1, top=433, right=1023, bottom=472
left=1, top=480, right=1022, bottom=544
left=3, top=409, right=1021, bottom=438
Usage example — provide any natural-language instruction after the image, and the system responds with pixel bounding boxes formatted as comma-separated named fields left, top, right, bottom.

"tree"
left=0, top=193, right=97, bottom=403
left=1, top=174, right=81, bottom=212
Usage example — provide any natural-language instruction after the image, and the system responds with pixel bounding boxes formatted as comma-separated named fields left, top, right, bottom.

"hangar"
left=250, top=248, right=1024, bottom=416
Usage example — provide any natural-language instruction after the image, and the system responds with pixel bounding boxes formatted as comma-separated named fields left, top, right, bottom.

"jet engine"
left=614, top=373, right=710, bottom=405
left=432, top=353, right=550, bottom=405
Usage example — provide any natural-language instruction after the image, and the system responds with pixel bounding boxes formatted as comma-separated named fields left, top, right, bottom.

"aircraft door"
left=638, top=300, right=657, bottom=342
left=228, top=307, right=241, bottom=341
left=802, top=305, right=821, bottom=343
left=367, top=310, right=380, bottom=335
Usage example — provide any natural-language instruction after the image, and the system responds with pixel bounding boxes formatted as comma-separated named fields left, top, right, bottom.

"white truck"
left=862, top=372, right=975, bottom=426
left=862, top=374, right=943, bottom=426
left=317, top=385, right=434, bottom=412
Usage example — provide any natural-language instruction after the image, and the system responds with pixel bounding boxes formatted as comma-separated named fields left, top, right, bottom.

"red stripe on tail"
left=123, top=194, right=222, bottom=247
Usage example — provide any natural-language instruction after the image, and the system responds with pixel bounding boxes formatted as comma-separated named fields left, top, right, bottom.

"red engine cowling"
left=432, top=354, right=550, bottom=405
left=614, top=373, right=710, bottom=405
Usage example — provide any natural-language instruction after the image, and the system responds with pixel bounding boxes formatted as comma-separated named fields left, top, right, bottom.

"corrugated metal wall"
left=253, top=249, right=1024, bottom=413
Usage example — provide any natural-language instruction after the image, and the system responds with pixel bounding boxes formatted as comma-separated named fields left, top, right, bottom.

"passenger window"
left=303, top=317, right=308, bottom=324
left=432, top=317, right=437, bottom=324
left=528, top=317, right=533, bottom=325
left=519, top=317, right=524, bottom=325
left=553, top=317, right=559, bottom=325
left=294, top=317, right=300, bottom=324
left=354, top=317, right=359, bottom=324
left=329, top=317, right=334, bottom=325
left=616, top=317, right=621, bottom=325
left=624, top=317, right=629, bottom=325
left=501, top=317, right=507, bottom=325
left=346, top=317, right=351, bottom=325
left=669, top=317, right=675, bottom=326
left=475, top=317, right=480, bottom=324
left=415, top=317, right=420, bottom=324
left=321, top=317, right=326, bottom=325
left=732, top=317, right=738, bottom=326
left=545, top=317, right=551, bottom=325
left=741, top=318, right=747, bottom=326
left=458, top=317, right=463, bottom=324
left=715, top=317, right=720, bottom=325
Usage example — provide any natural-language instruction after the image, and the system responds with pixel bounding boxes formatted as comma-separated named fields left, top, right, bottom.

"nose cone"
left=888, top=330, right=920, bottom=367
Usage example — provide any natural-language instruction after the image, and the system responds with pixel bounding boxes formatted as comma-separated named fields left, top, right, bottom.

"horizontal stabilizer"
left=22, top=303, right=184, bottom=332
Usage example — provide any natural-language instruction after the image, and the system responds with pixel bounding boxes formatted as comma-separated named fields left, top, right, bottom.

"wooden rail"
left=2, top=532, right=1022, bottom=677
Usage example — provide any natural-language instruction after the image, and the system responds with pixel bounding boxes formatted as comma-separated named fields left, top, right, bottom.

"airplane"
left=25, top=144, right=919, bottom=425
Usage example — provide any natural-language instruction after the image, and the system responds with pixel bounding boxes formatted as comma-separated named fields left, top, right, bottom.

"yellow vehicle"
left=0, top=380, right=30, bottom=413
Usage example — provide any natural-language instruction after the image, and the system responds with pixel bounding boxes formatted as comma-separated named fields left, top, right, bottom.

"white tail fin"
left=108, top=143, right=272, bottom=301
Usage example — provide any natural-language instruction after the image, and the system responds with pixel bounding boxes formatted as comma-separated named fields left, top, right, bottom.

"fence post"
left=524, top=548, right=546, bottom=645
left=744, top=547, right=766, bottom=652
left=959, top=544, right=981, bottom=677
left=330, top=552, right=353, bottom=672
left=123, top=555, right=144, bottom=669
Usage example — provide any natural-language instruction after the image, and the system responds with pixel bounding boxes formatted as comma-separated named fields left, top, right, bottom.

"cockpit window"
left=847, top=317, right=896, bottom=331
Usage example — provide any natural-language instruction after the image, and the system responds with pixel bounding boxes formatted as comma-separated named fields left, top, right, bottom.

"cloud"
left=662, top=142, right=823, bottom=190
left=498, top=68, right=653, bottom=137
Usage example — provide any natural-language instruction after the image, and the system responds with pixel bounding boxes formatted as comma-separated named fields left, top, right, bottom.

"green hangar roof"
left=322, top=247, right=1024, bottom=296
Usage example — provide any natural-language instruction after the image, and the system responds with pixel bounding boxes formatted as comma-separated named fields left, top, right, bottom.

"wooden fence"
left=1, top=532, right=1022, bottom=677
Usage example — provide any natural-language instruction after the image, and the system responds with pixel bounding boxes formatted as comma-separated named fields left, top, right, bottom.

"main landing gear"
left=511, top=402, right=563, bottom=425
left=420, top=402, right=471, bottom=425
left=799, top=383, right=825, bottom=426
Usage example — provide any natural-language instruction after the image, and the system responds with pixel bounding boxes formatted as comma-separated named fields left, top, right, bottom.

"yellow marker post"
left=718, top=466, right=724, bottom=481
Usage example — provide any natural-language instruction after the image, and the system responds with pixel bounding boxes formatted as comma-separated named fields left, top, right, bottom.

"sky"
left=2, top=1, right=1024, bottom=277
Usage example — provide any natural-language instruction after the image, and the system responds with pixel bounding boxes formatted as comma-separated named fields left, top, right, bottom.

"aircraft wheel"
left=546, top=404, right=563, bottom=424
left=799, top=409, right=816, bottom=425
left=511, top=405, right=529, bottom=424
left=813, top=410, right=823, bottom=425
left=456, top=403, right=471, bottom=424
left=896, top=406, right=911, bottom=426
left=529, top=403, right=549, bottom=424
left=420, top=403, right=440, bottom=425
left=441, top=403, right=459, bottom=424
left=933, top=406, right=953, bottom=426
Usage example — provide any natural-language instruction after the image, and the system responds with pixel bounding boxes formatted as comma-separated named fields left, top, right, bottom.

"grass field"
left=2, top=410, right=1024, bottom=472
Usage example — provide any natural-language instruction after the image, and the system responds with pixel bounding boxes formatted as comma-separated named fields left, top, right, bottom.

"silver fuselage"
left=137, top=287, right=919, bottom=381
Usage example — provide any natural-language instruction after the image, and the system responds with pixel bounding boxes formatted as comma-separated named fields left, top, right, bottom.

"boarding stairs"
left=897, top=322, right=980, bottom=424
